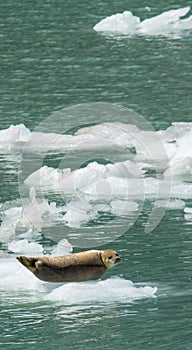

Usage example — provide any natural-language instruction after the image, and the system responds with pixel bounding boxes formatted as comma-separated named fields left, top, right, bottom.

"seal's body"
left=16, top=250, right=120, bottom=283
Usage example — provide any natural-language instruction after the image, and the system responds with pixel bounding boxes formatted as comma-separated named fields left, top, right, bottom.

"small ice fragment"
left=164, top=157, right=192, bottom=180
left=140, top=7, right=191, bottom=34
left=155, top=199, right=185, bottom=210
left=63, top=200, right=98, bottom=227
left=94, top=11, right=140, bottom=34
left=0, top=124, right=30, bottom=143
left=110, top=200, right=138, bottom=216
left=8, top=239, right=43, bottom=254
left=51, top=239, right=73, bottom=256
left=184, top=207, right=192, bottom=214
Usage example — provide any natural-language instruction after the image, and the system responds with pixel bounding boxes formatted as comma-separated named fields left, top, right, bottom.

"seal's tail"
left=16, top=256, right=37, bottom=273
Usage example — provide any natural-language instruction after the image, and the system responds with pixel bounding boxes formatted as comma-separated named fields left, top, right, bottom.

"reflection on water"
left=1, top=287, right=192, bottom=349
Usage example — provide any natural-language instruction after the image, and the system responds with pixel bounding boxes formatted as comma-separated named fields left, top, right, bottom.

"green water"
left=0, top=1, right=192, bottom=349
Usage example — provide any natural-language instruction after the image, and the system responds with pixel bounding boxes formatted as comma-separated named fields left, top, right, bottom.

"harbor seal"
left=16, top=249, right=121, bottom=283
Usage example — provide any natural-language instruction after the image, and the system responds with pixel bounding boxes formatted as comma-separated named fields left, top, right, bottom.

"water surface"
left=0, top=1, right=192, bottom=349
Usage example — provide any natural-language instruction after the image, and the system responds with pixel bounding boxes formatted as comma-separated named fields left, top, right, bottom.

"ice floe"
left=155, top=199, right=185, bottom=210
left=94, top=7, right=192, bottom=36
left=0, top=188, right=67, bottom=242
left=0, top=237, right=157, bottom=303
left=0, top=257, right=46, bottom=292
left=0, top=255, right=157, bottom=302
left=1, top=117, right=192, bottom=236
left=1, top=116, right=191, bottom=303
left=45, top=277, right=157, bottom=304
left=0, top=124, right=31, bottom=151
left=8, top=239, right=44, bottom=255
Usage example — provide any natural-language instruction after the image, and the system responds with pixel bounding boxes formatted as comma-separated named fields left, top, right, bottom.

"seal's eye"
left=108, top=256, right=113, bottom=260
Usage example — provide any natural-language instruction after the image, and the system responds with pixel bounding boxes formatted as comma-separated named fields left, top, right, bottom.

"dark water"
left=0, top=0, right=191, bottom=129
left=0, top=1, right=192, bottom=349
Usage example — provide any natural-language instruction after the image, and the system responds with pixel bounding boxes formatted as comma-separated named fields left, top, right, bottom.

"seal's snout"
left=115, top=255, right=121, bottom=263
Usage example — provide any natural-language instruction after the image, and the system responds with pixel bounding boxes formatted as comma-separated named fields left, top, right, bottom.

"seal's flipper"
left=16, top=256, right=38, bottom=273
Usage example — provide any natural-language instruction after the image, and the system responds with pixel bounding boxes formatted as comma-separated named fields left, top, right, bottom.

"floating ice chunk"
left=164, top=157, right=192, bottom=181
left=82, top=177, right=145, bottom=201
left=63, top=200, right=98, bottom=227
left=8, top=239, right=43, bottom=255
left=184, top=215, right=192, bottom=222
left=25, top=162, right=108, bottom=195
left=76, top=122, right=139, bottom=140
left=140, top=7, right=191, bottom=34
left=51, top=239, right=73, bottom=256
left=76, top=121, right=141, bottom=151
left=158, top=123, right=192, bottom=165
left=169, top=132, right=192, bottom=167
left=25, top=131, right=79, bottom=152
left=0, top=258, right=47, bottom=292
left=94, top=11, right=140, bottom=34
left=171, top=182, right=192, bottom=199
left=184, top=207, right=192, bottom=214
left=94, top=203, right=111, bottom=213
left=106, top=160, right=143, bottom=179
left=19, top=187, right=65, bottom=230
left=73, top=162, right=107, bottom=188
left=178, top=14, right=192, bottom=30
left=25, top=166, right=76, bottom=195
left=0, top=250, right=9, bottom=258
left=59, top=162, right=108, bottom=200
left=25, top=165, right=71, bottom=190
left=26, top=131, right=113, bottom=153
left=132, top=131, right=169, bottom=164
left=160, top=140, right=177, bottom=161
left=110, top=200, right=138, bottom=216
left=94, top=7, right=192, bottom=36
left=5, top=237, right=72, bottom=264
left=82, top=177, right=170, bottom=201
left=17, top=228, right=41, bottom=240
left=45, top=277, right=157, bottom=304
left=184, top=207, right=192, bottom=221
left=0, top=259, right=157, bottom=301
left=0, top=206, right=23, bottom=242
left=155, top=199, right=185, bottom=210
left=62, top=161, right=137, bottom=198
left=0, top=190, right=67, bottom=242
left=0, top=124, right=30, bottom=151
left=82, top=177, right=126, bottom=201
left=19, top=187, right=46, bottom=230
left=0, top=124, right=30, bottom=142
left=25, top=160, right=143, bottom=196
left=158, top=122, right=192, bottom=142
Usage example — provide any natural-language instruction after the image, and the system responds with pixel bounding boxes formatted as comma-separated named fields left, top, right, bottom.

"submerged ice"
left=93, top=7, right=192, bottom=36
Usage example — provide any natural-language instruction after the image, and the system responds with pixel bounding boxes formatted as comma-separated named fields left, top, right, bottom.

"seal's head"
left=100, top=250, right=121, bottom=269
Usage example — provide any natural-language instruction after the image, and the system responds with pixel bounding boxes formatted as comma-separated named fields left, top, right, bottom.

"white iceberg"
left=94, top=7, right=192, bottom=36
